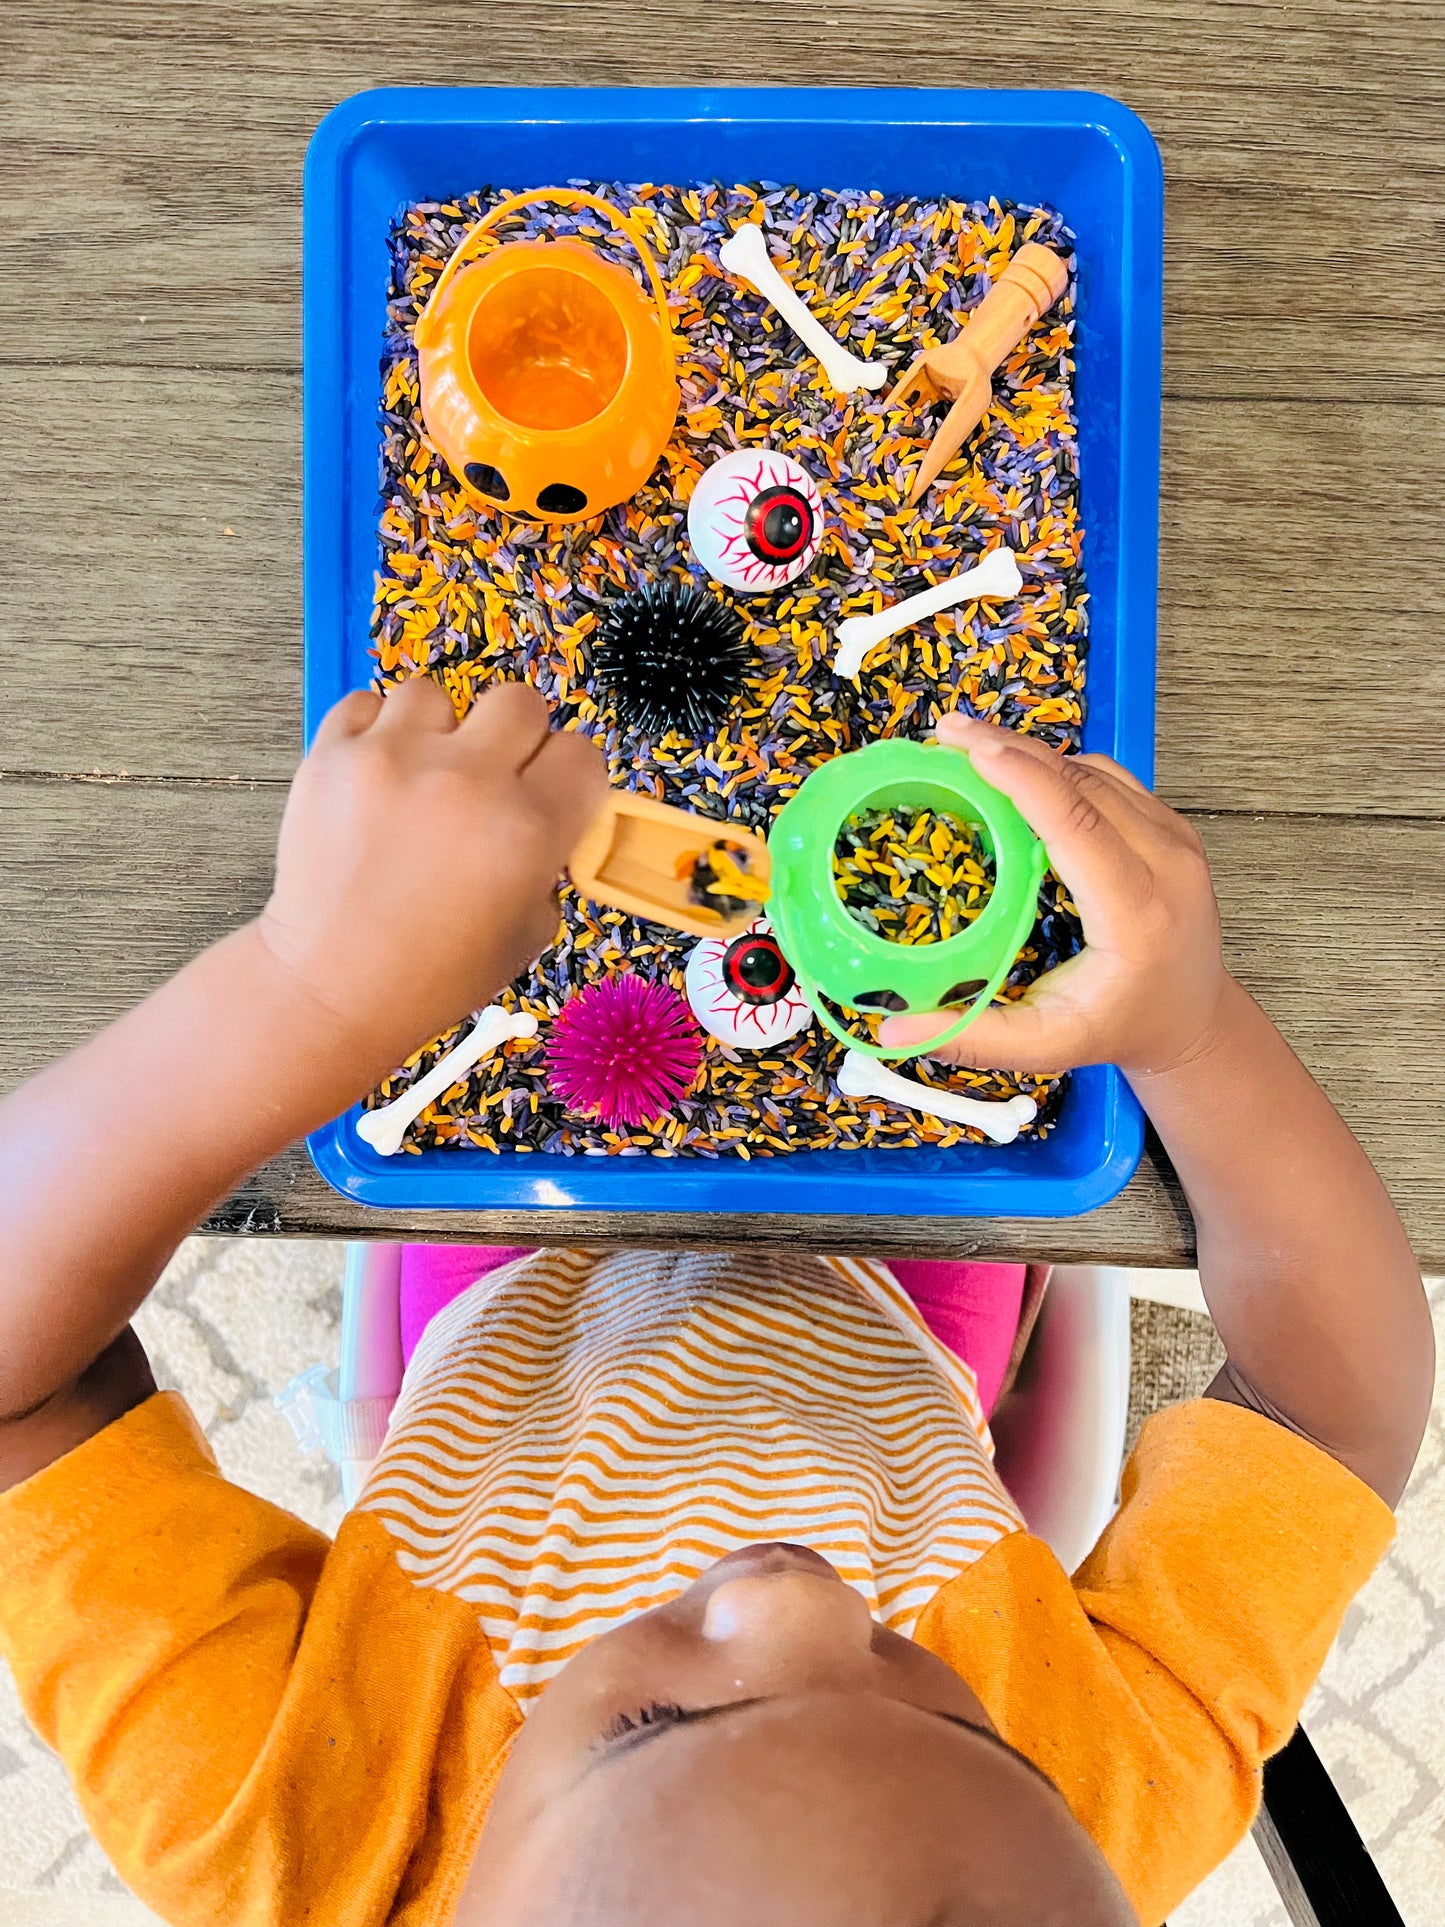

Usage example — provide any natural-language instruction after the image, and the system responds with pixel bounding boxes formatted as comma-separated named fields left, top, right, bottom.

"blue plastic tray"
left=302, top=85, right=1162, bottom=1219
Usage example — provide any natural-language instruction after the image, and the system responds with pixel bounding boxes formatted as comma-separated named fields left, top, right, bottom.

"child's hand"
left=880, top=713, right=1229, bottom=1076
left=259, top=678, right=607, bottom=1065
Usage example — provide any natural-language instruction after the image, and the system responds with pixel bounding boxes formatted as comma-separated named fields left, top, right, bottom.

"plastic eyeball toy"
left=687, top=449, right=824, bottom=595
left=685, top=918, right=814, bottom=1049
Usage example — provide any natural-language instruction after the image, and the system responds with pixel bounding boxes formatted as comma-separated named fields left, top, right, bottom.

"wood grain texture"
left=0, top=367, right=304, bottom=782
left=1, top=778, right=1440, bottom=1263
left=1157, top=608, right=1445, bottom=817
left=4, top=364, right=1440, bottom=810
left=1, top=2, right=1441, bottom=399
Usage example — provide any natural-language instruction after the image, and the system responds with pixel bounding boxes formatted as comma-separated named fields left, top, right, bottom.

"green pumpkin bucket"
left=766, top=739, right=1048, bottom=1060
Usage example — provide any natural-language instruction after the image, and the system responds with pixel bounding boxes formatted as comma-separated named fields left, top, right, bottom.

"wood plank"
left=4, top=364, right=1441, bottom=815
left=1157, top=609, right=1445, bottom=818
left=1, top=3, right=1441, bottom=398
left=0, top=368, right=304, bottom=782
left=8, top=0, right=1441, bottom=167
left=1, top=776, right=1440, bottom=1264
left=1160, top=399, right=1445, bottom=615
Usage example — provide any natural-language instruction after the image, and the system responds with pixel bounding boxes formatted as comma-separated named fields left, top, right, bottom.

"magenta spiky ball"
left=545, top=977, right=704, bottom=1131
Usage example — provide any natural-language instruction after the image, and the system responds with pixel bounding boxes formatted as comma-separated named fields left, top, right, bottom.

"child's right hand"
left=880, top=712, right=1230, bottom=1078
left=258, top=677, right=607, bottom=1067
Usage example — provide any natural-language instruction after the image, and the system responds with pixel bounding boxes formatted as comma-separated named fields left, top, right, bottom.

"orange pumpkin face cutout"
left=414, top=189, right=680, bottom=524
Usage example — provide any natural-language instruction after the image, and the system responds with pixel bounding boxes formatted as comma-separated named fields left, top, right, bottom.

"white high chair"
left=275, top=1243, right=404, bottom=1506
left=987, top=1265, right=1132, bottom=1575
left=278, top=1248, right=1131, bottom=1574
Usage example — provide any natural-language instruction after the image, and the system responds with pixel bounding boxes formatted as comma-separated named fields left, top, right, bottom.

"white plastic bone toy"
left=833, top=547, right=1023, bottom=681
left=838, top=1050, right=1037, bottom=1146
left=718, top=222, right=891, bottom=396
left=356, top=1006, right=539, bottom=1157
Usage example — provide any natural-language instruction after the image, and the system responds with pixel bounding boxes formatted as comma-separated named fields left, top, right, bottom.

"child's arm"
left=886, top=713, right=1432, bottom=1506
left=0, top=677, right=605, bottom=1489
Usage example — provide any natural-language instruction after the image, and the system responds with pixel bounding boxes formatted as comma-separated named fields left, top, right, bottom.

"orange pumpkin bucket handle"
left=414, top=187, right=676, bottom=362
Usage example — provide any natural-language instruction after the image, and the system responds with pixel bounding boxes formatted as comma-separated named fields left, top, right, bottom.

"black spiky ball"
left=594, top=582, right=751, bottom=740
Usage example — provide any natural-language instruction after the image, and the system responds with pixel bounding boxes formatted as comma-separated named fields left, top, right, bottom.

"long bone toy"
left=838, top=1050, right=1037, bottom=1146
left=719, top=222, right=891, bottom=396
left=833, top=546, right=1022, bottom=681
left=357, top=1006, right=539, bottom=1156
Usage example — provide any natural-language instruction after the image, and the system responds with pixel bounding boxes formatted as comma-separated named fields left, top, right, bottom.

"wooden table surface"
left=3, top=2, right=1442, bottom=1263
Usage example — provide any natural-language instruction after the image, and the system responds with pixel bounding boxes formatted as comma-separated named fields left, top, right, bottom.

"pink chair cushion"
left=887, top=1259, right=1026, bottom=1417
left=398, top=1245, right=533, bottom=1365
left=399, top=1246, right=1025, bottom=1416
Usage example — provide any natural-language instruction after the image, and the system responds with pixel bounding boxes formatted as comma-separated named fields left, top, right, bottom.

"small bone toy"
left=718, top=222, right=891, bottom=395
left=357, top=1007, right=539, bottom=1156
left=833, top=546, right=1022, bottom=680
left=890, top=242, right=1069, bottom=503
left=838, top=1050, right=1037, bottom=1146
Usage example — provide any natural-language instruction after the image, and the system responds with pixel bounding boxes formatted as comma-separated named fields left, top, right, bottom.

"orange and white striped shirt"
left=360, top=1247, right=1022, bottom=1704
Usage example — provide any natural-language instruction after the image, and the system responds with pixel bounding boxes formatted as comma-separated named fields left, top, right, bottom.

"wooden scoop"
left=568, top=791, right=772, bottom=940
left=891, top=243, right=1069, bottom=505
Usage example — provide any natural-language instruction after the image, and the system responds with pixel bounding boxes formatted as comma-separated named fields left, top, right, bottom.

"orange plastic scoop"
left=568, top=792, right=772, bottom=940
left=891, top=243, right=1069, bottom=505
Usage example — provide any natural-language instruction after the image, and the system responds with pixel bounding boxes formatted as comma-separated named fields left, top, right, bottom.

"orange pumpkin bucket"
left=413, top=188, right=680, bottom=523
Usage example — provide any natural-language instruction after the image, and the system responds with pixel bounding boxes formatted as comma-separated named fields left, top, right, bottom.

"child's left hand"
left=259, top=677, right=607, bottom=1068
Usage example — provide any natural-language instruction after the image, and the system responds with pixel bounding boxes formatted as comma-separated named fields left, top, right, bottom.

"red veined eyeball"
left=684, top=918, right=814, bottom=1049
left=687, top=449, right=824, bottom=595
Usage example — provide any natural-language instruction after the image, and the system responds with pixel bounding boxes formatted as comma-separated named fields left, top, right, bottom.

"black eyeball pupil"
left=722, top=933, right=795, bottom=1005
left=764, top=502, right=802, bottom=548
left=744, top=485, right=814, bottom=564
left=736, top=943, right=783, bottom=988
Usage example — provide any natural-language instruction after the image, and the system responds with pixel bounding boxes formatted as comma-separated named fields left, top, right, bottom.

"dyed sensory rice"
left=833, top=807, right=995, bottom=946
left=367, top=180, right=1086, bottom=1157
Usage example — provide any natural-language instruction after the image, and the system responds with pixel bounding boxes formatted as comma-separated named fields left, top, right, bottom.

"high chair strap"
left=274, top=1364, right=395, bottom=1463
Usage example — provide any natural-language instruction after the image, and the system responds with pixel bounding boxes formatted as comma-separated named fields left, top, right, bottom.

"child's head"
left=456, top=1544, right=1136, bottom=1926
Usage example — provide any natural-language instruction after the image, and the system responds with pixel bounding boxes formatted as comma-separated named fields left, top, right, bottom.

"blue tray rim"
left=301, top=84, right=1161, bottom=1221
left=307, top=1069, right=1147, bottom=1219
